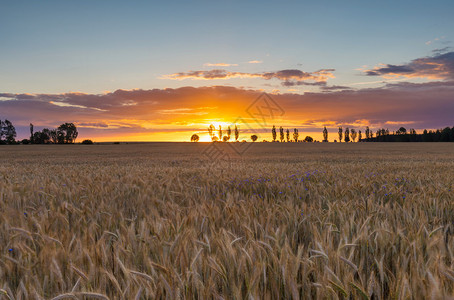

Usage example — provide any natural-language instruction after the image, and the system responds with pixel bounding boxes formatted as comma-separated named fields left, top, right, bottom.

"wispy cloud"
left=248, top=60, right=263, bottom=64
left=425, top=36, right=446, bottom=45
left=363, top=51, right=454, bottom=80
left=162, top=68, right=335, bottom=86
left=203, top=62, right=238, bottom=67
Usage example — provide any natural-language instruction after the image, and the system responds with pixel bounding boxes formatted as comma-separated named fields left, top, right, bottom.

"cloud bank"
left=162, top=68, right=335, bottom=86
left=1, top=80, right=454, bottom=141
left=364, top=51, right=454, bottom=80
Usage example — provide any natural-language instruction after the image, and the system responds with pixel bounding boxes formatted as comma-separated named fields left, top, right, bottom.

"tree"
left=358, top=130, right=362, bottom=141
left=33, top=131, right=50, bottom=144
left=251, top=135, right=258, bottom=142
left=208, top=124, right=215, bottom=141
left=49, top=129, right=58, bottom=144
left=279, top=126, right=284, bottom=142
left=57, top=123, right=78, bottom=143
left=304, top=136, right=314, bottom=142
left=338, top=127, right=343, bottom=143
left=226, top=126, right=231, bottom=141
left=234, top=125, right=239, bottom=141
left=350, top=129, right=357, bottom=142
left=0, top=120, right=17, bottom=144
left=81, top=139, right=94, bottom=144
left=30, top=123, right=34, bottom=144
left=42, top=128, right=52, bottom=144
left=272, top=125, right=277, bottom=142
left=293, top=128, right=299, bottom=142
left=191, top=134, right=199, bottom=142
left=344, top=128, right=350, bottom=142
left=223, top=136, right=229, bottom=142
left=396, top=127, right=407, bottom=135
left=323, top=126, right=328, bottom=142
left=365, top=126, right=370, bottom=139
left=218, top=125, right=222, bottom=141
left=286, top=129, right=290, bottom=142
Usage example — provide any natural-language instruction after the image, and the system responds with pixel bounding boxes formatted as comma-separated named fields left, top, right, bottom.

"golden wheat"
left=0, top=143, right=453, bottom=299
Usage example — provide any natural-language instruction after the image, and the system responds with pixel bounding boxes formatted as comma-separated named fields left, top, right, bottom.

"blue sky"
left=1, top=0, right=452, bottom=93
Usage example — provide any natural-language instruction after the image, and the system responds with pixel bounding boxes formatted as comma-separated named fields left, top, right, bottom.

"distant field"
left=1, top=143, right=453, bottom=299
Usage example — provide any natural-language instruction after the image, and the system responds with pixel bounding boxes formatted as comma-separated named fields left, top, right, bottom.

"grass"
left=0, top=142, right=453, bottom=299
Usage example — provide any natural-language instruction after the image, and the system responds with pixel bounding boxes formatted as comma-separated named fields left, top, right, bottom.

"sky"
left=1, top=0, right=454, bottom=142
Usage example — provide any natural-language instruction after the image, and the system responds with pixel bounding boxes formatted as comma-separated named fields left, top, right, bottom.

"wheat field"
left=0, top=143, right=453, bottom=299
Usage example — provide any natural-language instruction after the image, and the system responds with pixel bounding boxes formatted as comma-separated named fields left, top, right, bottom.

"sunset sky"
left=1, top=0, right=454, bottom=142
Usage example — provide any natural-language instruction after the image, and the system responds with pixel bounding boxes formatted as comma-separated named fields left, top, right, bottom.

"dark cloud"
left=432, top=47, right=452, bottom=55
left=163, top=68, right=335, bottom=85
left=282, top=81, right=327, bottom=87
left=364, top=51, right=454, bottom=80
left=320, top=85, right=353, bottom=91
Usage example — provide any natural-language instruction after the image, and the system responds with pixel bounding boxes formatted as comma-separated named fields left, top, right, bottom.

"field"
left=1, top=143, right=454, bottom=299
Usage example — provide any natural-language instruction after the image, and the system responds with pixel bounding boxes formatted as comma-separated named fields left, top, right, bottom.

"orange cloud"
left=1, top=81, right=454, bottom=141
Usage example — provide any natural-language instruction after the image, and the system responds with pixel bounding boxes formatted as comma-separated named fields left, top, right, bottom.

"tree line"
left=361, top=126, right=454, bottom=142
left=191, top=124, right=454, bottom=143
left=0, top=120, right=80, bottom=145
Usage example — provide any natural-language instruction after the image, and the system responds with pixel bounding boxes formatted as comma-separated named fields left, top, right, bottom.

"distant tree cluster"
left=193, top=124, right=454, bottom=143
left=270, top=125, right=303, bottom=142
left=0, top=119, right=17, bottom=144
left=362, top=126, right=454, bottom=142
left=0, top=120, right=80, bottom=145
left=30, top=123, right=79, bottom=144
left=205, top=124, right=241, bottom=142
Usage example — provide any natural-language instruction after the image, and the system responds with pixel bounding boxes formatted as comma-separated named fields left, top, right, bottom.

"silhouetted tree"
left=223, top=136, right=229, bottom=142
left=208, top=124, right=215, bottom=141
left=350, top=129, right=357, bottom=142
left=251, top=135, right=258, bottom=142
left=323, top=126, right=328, bottom=142
left=396, top=127, right=407, bottom=135
left=218, top=125, right=222, bottom=141
left=344, top=128, right=350, bottom=142
left=338, top=127, right=343, bottom=143
left=57, top=123, right=78, bottom=144
left=441, top=127, right=451, bottom=142
left=0, top=120, right=16, bottom=144
left=33, top=131, right=50, bottom=144
left=50, top=129, right=58, bottom=144
left=30, top=123, right=34, bottom=144
left=358, top=130, right=362, bottom=141
left=81, top=139, right=94, bottom=144
left=293, top=128, right=299, bottom=142
left=365, top=126, right=370, bottom=139
left=190, top=134, right=199, bottom=142
left=226, top=126, right=231, bottom=141
left=286, top=129, right=290, bottom=142
left=279, top=126, right=284, bottom=142
left=304, top=136, right=313, bottom=142
left=272, top=125, right=277, bottom=142
left=234, top=125, right=239, bottom=141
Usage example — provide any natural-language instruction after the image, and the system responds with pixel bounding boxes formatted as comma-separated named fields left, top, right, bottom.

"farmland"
left=1, top=143, right=453, bottom=299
